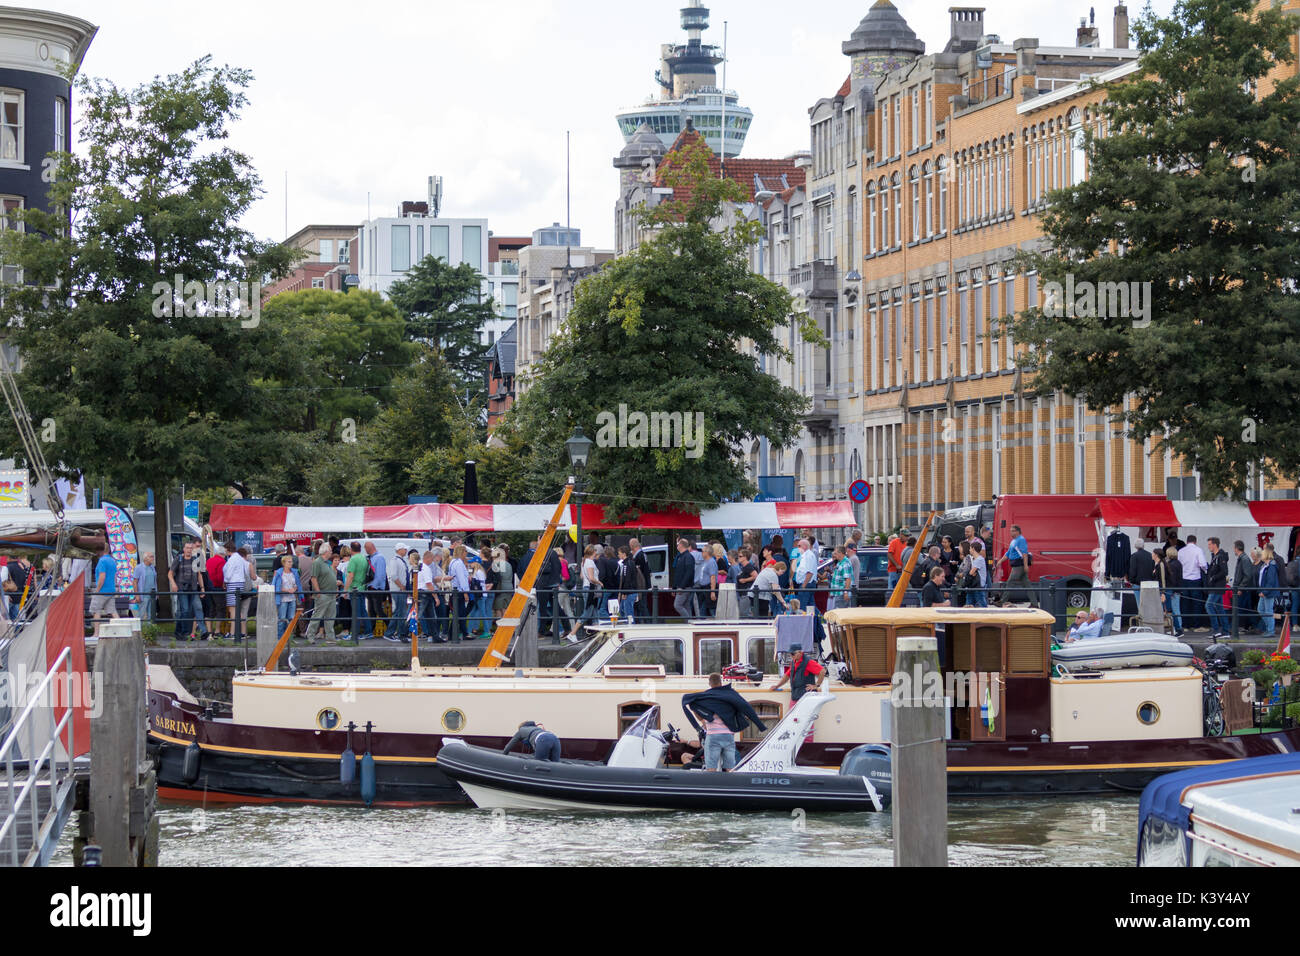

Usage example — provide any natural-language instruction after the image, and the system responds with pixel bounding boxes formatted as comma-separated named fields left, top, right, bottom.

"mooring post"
left=256, top=583, right=277, bottom=665
left=892, top=634, right=948, bottom=867
left=90, top=619, right=156, bottom=866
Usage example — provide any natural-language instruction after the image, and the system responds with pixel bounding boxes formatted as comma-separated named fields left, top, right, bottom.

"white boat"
left=1051, top=633, right=1194, bottom=671
left=1139, top=753, right=1300, bottom=866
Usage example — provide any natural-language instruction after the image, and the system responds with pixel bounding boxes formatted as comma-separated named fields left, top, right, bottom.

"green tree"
left=501, top=136, right=817, bottom=516
left=387, top=255, right=496, bottom=398
left=0, top=57, right=299, bottom=501
left=1012, top=0, right=1300, bottom=499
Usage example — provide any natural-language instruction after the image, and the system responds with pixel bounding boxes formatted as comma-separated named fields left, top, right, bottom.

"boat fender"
left=182, top=741, right=202, bottom=784
left=340, top=721, right=357, bottom=785
left=839, top=744, right=891, bottom=809
left=360, top=721, right=376, bottom=807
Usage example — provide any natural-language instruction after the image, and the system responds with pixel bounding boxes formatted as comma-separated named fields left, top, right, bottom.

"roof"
left=487, top=322, right=517, bottom=376
left=1093, top=496, right=1300, bottom=529
left=655, top=128, right=807, bottom=202
left=836, top=74, right=852, bottom=98
left=825, top=607, right=1056, bottom=627
left=842, top=0, right=924, bottom=58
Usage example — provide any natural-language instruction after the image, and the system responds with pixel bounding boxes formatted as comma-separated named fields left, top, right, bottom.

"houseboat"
left=146, top=606, right=1300, bottom=807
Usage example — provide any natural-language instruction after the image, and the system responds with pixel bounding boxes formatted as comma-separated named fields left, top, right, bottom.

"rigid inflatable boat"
left=437, top=692, right=890, bottom=813
left=1051, top=633, right=1194, bottom=671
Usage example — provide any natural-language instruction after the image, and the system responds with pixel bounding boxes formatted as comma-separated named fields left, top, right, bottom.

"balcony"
left=789, top=259, right=837, bottom=301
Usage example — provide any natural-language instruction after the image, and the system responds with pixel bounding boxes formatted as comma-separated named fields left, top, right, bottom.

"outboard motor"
left=840, top=744, right=892, bottom=809
left=1202, top=643, right=1236, bottom=674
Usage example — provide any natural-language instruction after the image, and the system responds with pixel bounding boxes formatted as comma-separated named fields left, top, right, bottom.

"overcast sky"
left=49, top=0, right=1176, bottom=251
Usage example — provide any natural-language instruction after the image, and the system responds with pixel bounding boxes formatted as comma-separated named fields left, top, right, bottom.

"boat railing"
left=0, top=645, right=77, bottom=867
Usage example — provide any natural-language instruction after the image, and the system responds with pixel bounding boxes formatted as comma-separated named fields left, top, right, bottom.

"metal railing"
left=1, top=644, right=75, bottom=867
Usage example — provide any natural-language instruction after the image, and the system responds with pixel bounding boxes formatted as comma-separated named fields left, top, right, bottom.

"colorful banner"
left=102, top=500, right=140, bottom=615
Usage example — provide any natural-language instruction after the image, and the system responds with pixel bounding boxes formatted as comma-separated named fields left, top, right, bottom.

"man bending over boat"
left=503, top=721, right=562, bottom=761
left=682, top=674, right=769, bottom=772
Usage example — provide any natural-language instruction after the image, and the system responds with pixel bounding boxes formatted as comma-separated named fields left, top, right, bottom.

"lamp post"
left=565, top=425, right=593, bottom=560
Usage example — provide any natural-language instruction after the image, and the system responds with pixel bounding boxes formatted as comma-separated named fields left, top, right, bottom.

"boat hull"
left=147, top=688, right=1300, bottom=806
left=436, top=743, right=883, bottom=812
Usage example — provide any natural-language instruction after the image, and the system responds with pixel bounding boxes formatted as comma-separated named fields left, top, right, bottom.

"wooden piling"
left=89, top=619, right=157, bottom=866
left=892, top=634, right=948, bottom=867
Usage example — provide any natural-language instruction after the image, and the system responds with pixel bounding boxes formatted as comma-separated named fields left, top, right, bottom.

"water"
left=52, top=796, right=1139, bottom=866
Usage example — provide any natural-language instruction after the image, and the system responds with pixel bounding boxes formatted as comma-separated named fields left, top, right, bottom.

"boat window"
left=852, top=625, right=890, bottom=675
left=974, top=626, right=1002, bottom=673
left=699, top=638, right=734, bottom=674
left=618, top=701, right=658, bottom=735
left=1007, top=625, right=1047, bottom=675
left=442, top=708, right=467, bottom=732
left=743, top=701, right=782, bottom=741
left=566, top=631, right=613, bottom=670
left=317, top=708, right=341, bottom=731
left=747, top=637, right=777, bottom=674
left=1137, top=701, right=1160, bottom=725
left=605, top=638, right=685, bottom=675
left=645, top=550, right=666, bottom=574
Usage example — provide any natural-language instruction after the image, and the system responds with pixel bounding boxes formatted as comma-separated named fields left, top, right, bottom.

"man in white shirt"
left=417, top=551, right=439, bottom=642
left=794, top=538, right=819, bottom=611
left=385, top=545, right=411, bottom=642
left=1177, top=535, right=1208, bottom=630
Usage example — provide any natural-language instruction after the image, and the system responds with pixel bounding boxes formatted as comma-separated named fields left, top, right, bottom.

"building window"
left=881, top=99, right=890, bottom=157
left=391, top=224, right=411, bottom=272
left=462, top=225, right=482, bottom=271
left=0, top=195, right=23, bottom=283
left=416, top=226, right=424, bottom=262
left=911, top=87, right=920, bottom=151
left=1069, top=109, right=1086, bottom=185
left=937, top=275, right=949, bottom=377
left=922, top=161, right=934, bottom=238
left=909, top=166, right=920, bottom=241
left=1004, top=265, right=1016, bottom=365
left=54, top=97, right=65, bottom=155
left=891, top=174, right=902, bottom=247
left=430, top=225, right=449, bottom=262
left=925, top=81, right=934, bottom=143
left=892, top=287, right=904, bottom=384
left=989, top=272, right=1001, bottom=372
left=319, top=239, right=334, bottom=263
left=0, top=90, right=23, bottom=163
left=877, top=178, right=888, bottom=249
left=910, top=282, right=922, bottom=380
left=957, top=271, right=970, bottom=377
left=924, top=278, right=936, bottom=380
left=867, top=294, right=879, bottom=389
left=937, top=157, right=948, bottom=233
left=846, top=187, right=856, bottom=263
left=973, top=266, right=985, bottom=375
left=311, top=277, right=325, bottom=289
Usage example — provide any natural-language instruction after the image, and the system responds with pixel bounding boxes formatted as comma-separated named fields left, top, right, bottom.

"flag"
left=406, top=596, right=418, bottom=636
left=1277, top=614, right=1291, bottom=657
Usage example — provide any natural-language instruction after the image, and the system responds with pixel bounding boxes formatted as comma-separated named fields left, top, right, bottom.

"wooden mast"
left=887, top=510, right=938, bottom=608
left=477, top=482, right=574, bottom=668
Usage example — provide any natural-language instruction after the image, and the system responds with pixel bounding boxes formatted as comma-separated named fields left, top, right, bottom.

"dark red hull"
left=147, top=688, right=1300, bottom=806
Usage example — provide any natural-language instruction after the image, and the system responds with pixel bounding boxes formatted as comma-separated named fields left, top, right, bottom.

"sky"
left=47, top=0, right=1177, bottom=251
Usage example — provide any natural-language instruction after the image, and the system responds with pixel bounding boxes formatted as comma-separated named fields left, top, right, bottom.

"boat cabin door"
left=968, top=625, right=1006, bottom=742
left=693, top=632, right=737, bottom=676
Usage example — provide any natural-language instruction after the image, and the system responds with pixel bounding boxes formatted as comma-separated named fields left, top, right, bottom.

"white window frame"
left=0, top=89, right=24, bottom=165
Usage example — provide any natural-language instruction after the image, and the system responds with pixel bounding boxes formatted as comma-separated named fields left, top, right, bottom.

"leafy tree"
left=1012, top=0, right=1300, bottom=499
left=259, top=288, right=413, bottom=438
left=387, top=255, right=496, bottom=398
left=500, top=136, right=817, bottom=516
left=0, top=57, right=299, bottom=503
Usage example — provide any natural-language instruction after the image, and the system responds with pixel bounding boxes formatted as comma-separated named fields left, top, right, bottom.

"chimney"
left=949, top=7, right=986, bottom=46
left=1013, top=37, right=1039, bottom=76
left=1114, top=3, right=1129, bottom=48
left=1076, top=14, right=1099, bottom=48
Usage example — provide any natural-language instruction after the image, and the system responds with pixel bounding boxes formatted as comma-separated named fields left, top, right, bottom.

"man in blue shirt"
left=363, top=542, right=388, bottom=639
left=132, top=551, right=158, bottom=623
left=997, top=524, right=1038, bottom=607
left=90, top=544, right=119, bottom=635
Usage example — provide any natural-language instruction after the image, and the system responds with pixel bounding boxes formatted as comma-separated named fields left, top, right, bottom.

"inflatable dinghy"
left=437, top=692, right=890, bottom=813
left=1052, top=633, right=1194, bottom=671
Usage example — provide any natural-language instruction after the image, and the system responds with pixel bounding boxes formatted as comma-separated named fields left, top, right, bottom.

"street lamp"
left=565, top=425, right=594, bottom=559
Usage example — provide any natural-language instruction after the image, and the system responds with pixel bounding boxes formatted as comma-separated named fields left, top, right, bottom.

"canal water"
left=53, top=795, right=1138, bottom=866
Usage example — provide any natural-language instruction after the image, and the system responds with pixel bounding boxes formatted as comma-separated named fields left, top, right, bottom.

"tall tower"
left=843, top=0, right=926, bottom=94
left=615, top=2, right=753, bottom=156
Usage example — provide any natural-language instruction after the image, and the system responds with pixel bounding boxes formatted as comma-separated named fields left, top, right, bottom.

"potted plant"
left=1268, top=652, right=1298, bottom=686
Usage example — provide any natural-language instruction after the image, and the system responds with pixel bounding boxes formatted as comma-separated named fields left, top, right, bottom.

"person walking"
left=1206, top=538, right=1230, bottom=638
left=1159, top=547, right=1184, bottom=636
left=968, top=540, right=989, bottom=607
left=1231, top=541, right=1256, bottom=632
left=417, top=550, right=440, bottom=642
left=132, top=552, right=158, bottom=624
left=615, top=545, right=639, bottom=620
left=997, top=525, right=1036, bottom=607
left=344, top=541, right=370, bottom=642
left=222, top=543, right=252, bottom=642
left=671, top=537, right=696, bottom=620
left=271, top=553, right=302, bottom=640
left=566, top=544, right=602, bottom=642
left=384, top=545, right=411, bottom=643
left=793, top=537, right=818, bottom=611
left=304, top=544, right=337, bottom=645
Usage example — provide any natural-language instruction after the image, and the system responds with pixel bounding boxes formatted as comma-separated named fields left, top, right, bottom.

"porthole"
left=442, top=708, right=467, bottom=732
left=1137, top=701, right=1160, bottom=725
left=317, top=707, right=341, bottom=731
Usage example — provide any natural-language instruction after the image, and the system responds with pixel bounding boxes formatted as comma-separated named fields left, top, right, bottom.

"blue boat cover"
left=1137, top=751, right=1300, bottom=859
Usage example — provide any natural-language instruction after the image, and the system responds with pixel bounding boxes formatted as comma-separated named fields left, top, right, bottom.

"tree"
left=501, top=136, right=818, bottom=516
left=0, top=57, right=299, bottom=502
left=387, top=255, right=496, bottom=398
left=1011, top=0, right=1300, bottom=499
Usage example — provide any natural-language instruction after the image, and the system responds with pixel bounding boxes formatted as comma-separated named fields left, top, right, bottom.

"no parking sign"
left=849, top=479, right=872, bottom=504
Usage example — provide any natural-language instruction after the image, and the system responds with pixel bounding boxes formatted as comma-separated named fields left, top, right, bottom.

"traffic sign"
left=849, top=479, right=872, bottom=503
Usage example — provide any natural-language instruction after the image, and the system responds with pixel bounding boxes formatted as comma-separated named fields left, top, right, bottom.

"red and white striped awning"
left=207, top=500, right=857, bottom=535
left=1094, top=497, right=1300, bottom=530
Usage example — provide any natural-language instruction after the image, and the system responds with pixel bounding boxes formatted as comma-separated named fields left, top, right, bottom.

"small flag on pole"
left=1277, top=613, right=1292, bottom=658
